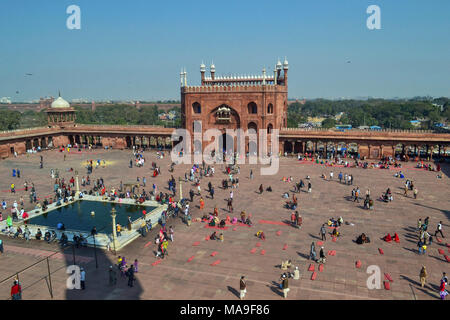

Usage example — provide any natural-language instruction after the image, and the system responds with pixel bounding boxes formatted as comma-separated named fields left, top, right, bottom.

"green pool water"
left=27, top=200, right=156, bottom=234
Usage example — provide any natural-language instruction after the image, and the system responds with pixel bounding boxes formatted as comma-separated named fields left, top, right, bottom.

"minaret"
left=180, top=68, right=184, bottom=87
left=283, top=57, right=289, bottom=87
left=276, top=58, right=282, bottom=81
left=200, top=61, right=206, bottom=85
left=273, top=67, right=277, bottom=85
left=184, top=68, right=187, bottom=87
left=210, top=61, right=216, bottom=80
left=262, top=67, right=266, bottom=85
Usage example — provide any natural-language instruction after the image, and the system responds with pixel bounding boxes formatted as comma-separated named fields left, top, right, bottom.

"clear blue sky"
left=0, top=0, right=449, bottom=102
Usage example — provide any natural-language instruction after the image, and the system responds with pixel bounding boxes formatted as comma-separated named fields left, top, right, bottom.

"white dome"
left=51, top=96, right=70, bottom=109
left=276, top=59, right=282, bottom=70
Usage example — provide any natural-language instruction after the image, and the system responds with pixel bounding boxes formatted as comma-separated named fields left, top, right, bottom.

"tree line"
left=287, top=97, right=450, bottom=129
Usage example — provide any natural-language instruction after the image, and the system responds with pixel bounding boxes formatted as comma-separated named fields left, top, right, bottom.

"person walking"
left=127, top=264, right=135, bottom=287
left=310, top=242, right=317, bottom=261
left=227, top=198, right=233, bottom=213
left=354, top=188, right=360, bottom=203
left=0, top=238, right=4, bottom=254
left=320, top=224, right=326, bottom=241
left=239, top=276, right=247, bottom=300
left=434, top=221, right=445, bottom=238
left=439, top=274, right=448, bottom=300
left=210, top=187, right=215, bottom=199
left=280, top=274, right=289, bottom=298
left=250, top=170, right=253, bottom=179
left=318, top=247, right=326, bottom=264
left=10, top=280, right=21, bottom=300
left=80, top=267, right=86, bottom=290
left=419, top=266, right=427, bottom=288
left=109, top=266, right=117, bottom=286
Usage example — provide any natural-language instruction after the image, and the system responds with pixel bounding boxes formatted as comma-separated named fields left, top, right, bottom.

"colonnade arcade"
left=281, top=139, right=449, bottom=159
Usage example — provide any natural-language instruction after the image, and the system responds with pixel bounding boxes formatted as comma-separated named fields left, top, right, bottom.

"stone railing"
left=282, top=127, right=435, bottom=134
left=0, top=126, right=52, bottom=135
left=182, top=84, right=284, bottom=93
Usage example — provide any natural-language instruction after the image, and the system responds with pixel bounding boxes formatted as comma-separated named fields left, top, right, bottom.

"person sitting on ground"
left=59, top=233, right=68, bottom=247
left=210, top=231, right=217, bottom=240
left=383, top=233, right=392, bottom=242
left=356, top=233, right=370, bottom=244
left=240, top=211, right=246, bottom=223
left=13, top=226, right=23, bottom=239
left=266, top=186, right=272, bottom=192
left=44, top=231, right=51, bottom=242
left=337, top=216, right=344, bottom=226
left=219, top=219, right=226, bottom=228
left=245, top=217, right=252, bottom=226
left=35, top=228, right=42, bottom=240
left=281, top=259, right=292, bottom=270
left=256, top=230, right=266, bottom=240
left=393, top=232, right=400, bottom=243
left=50, top=231, right=57, bottom=243
left=208, top=218, right=216, bottom=227
left=332, top=227, right=340, bottom=238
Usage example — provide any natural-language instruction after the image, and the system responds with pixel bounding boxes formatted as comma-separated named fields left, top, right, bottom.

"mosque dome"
left=51, top=96, right=70, bottom=109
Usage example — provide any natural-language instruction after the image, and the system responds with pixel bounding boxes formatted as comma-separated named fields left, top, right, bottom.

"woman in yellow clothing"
left=199, top=197, right=205, bottom=210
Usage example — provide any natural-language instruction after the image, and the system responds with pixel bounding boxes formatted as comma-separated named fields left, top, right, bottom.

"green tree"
left=321, top=118, right=336, bottom=128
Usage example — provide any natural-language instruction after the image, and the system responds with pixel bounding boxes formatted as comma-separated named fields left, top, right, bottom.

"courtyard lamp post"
left=178, top=177, right=183, bottom=202
left=111, top=207, right=118, bottom=255
left=75, top=170, right=80, bottom=198
left=91, top=227, right=98, bottom=269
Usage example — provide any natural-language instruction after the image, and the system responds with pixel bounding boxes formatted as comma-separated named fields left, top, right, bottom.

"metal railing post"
left=46, top=257, right=53, bottom=299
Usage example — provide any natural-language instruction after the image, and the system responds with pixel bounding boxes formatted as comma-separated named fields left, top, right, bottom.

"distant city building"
left=39, top=96, right=55, bottom=109
left=0, top=97, right=12, bottom=104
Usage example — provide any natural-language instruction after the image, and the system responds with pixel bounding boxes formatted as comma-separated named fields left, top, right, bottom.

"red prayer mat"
left=384, top=273, right=393, bottom=282
left=210, top=260, right=221, bottom=266
left=151, top=260, right=162, bottom=266
left=204, top=225, right=229, bottom=230
left=258, top=220, right=290, bottom=226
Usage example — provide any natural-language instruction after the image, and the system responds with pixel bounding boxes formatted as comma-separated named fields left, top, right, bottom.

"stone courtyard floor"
left=0, top=148, right=448, bottom=300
